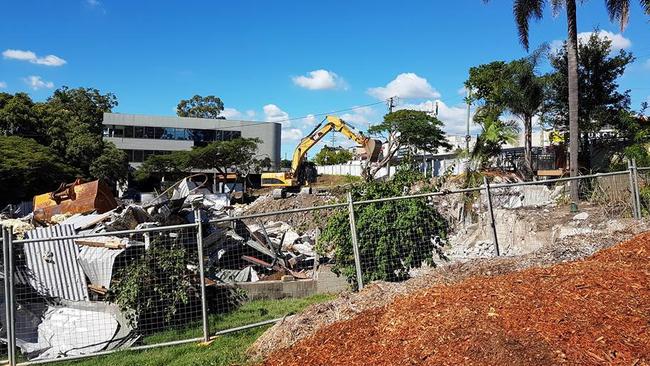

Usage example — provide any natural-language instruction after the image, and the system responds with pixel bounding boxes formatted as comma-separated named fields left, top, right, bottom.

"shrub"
left=109, top=235, right=200, bottom=332
left=318, top=168, right=448, bottom=289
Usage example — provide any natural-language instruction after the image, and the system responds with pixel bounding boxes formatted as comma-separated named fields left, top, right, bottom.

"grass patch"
left=50, top=294, right=334, bottom=366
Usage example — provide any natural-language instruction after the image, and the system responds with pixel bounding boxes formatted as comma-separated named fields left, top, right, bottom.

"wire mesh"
left=351, top=195, right=450, bottom=289
left=0, top=230, right=8, bottom=364
left=202, top=205, right=352, bottom=333
left=636, top=169, right=650, bottom=218
left=9, top=224, right=201, bottom=363
left=0, top=170, right=645, bottom=364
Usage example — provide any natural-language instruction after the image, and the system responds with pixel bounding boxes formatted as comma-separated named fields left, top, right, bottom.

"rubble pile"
left=261, top=231, right=650, bottom=366
left=0, top=177, right=322, bottom=361
left=236, top=192, right=338, bottom=231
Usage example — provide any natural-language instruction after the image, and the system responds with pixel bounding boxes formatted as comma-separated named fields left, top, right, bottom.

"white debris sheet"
left=77, top=246, right=126, bottom=289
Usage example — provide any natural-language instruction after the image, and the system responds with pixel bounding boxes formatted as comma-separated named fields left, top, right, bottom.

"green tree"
left=466, top=53, right=545, bottom=178
left=190, top=137, right=261, bottom=175
left=318, top=169, right=447, bottom=289
left=279, top=159, right=292, bottom=169
left=176, top=95, right=225, bottom=119
left=0, top=92, right=41, bottom=141
left=367, top=109, right=451, bottom=178
left=545, top=32, right=635, bottom=170
left=90, top=142, right=129, bottom=184
left=313, top=146, right=354, bottom=165
left=46, top=86, right=118, bottom=136
left=485, top=0, right=650, bottom=200
left=0, top=136, right=77, bottom=205
left=135, top=138, right=261, bottom=182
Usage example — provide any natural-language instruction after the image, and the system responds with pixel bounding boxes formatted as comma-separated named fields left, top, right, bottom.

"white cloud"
left=292, top=69, right=345, bottom=90
left=282, top=128, right=303, bottom=142
left=86, top=0, right=100, bottom=6
left=339, top=106, right=378, bottom=128
left=397, top=99, right=474, bottom=136
left=221, top=107, right=243, bottom=119
left=263, top=104, right=290, bottom=126
left=302, top=114, right=317, bottom=127
left=579, top=30, right=631, bottom=51
left=367, top=73, right=441, bottom=100
left=551, top=30, right=631, bottom=54
left=457, top=86, right=468, bottom=96
left=0, top=81, right=6, bottom=89
left=2, top=49, right=66, bottom=66
left=24, top=75, right=54, bottom=90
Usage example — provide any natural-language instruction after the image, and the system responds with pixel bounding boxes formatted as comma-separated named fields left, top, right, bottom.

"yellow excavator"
left=261, top=115, right=383, bottom=198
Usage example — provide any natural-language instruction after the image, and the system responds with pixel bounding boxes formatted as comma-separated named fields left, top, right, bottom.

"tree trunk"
left=524, top=115, right=533, bottom=180
left=566, top=0, right=580, bottom=202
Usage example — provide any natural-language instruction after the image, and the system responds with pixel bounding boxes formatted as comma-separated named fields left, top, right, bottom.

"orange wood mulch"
left=263, top=233, right=650, bottom=365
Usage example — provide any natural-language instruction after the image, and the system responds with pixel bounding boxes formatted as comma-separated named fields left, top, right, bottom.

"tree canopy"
left=313, top=146, right=354, bottom=166
left=176, top=95, right=225, bottom=119
left=0, top=87, right=126, bottom=205
left=466, top=54, right=545, bottom=177
left=545, top=32, right=634, bottom=134
left=134, top=138, right=262, bottom=182
left=0, top=136, right=77, bottom=204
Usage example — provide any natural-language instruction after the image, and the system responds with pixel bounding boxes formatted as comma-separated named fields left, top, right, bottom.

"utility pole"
left=386, top=97, right=396, bottom=178
left=465, top=88, right=471, bottom=151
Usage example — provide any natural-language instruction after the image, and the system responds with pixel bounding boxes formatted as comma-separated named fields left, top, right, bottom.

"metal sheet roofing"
left=23, top=224, right=89, bottom=301
left=77, top=246, right=125, bottom=289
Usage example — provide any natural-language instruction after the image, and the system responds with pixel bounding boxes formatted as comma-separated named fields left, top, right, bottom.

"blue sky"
left=1, top=0, right=649, bottom=158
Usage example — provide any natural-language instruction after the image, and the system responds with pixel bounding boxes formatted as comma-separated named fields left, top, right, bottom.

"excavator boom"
left=261, top=115, right=382, bottom=195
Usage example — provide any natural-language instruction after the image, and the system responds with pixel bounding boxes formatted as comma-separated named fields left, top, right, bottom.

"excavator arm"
left=290, top=115, right=382, bottom=173
left=261, top=115, right=382, bottom=196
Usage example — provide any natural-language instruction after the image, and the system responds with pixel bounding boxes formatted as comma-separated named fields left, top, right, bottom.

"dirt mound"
left=260, top=231, right=650, bottom=365
left=238, top=193, right=340, bottom=232
left=247, top=224, right=646, bottom=360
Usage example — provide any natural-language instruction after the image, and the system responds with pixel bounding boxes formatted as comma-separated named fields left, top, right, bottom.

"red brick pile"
left=263, top=232, right=650, bottom=365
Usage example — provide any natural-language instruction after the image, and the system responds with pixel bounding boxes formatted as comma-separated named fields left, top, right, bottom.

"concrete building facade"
left=102, top=113, right=281, bottom=168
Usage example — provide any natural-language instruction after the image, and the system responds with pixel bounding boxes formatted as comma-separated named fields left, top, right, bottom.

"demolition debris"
left=0, top=176, right=323, bottom=361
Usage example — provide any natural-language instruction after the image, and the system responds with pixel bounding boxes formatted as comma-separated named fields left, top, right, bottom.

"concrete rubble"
left=0, top=175, right=322, bottom=361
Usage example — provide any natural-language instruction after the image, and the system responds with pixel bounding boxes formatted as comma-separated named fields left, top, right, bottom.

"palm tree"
left=486, top=0, right=650, bottom=201
left=503, top=56, right=545, bottom=179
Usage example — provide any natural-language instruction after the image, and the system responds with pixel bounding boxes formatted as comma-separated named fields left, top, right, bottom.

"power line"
left=270, top=100, right=389, bottom=124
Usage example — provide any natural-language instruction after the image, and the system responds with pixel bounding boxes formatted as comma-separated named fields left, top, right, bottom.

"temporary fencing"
left=0, top=163, right=646, bottom=365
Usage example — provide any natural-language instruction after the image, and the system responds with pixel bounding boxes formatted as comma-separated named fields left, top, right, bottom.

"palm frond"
left=642, top=0, right=650, bottom=15
left=513, top=0, right=546, bottom=50
left=550, top=0, right=565, bottom=16
left=605, top=0, right=631, bottom=29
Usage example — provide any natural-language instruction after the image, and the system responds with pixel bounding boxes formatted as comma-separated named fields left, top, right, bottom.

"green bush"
left=109, top=235, right=199, bottom=332
left=318, top=168, right=448, bottom=289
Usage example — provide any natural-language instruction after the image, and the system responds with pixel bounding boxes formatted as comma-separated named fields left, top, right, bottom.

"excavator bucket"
left=365, top=139, right=383, bottom=162
left=33, top=179, right=118, bottom=222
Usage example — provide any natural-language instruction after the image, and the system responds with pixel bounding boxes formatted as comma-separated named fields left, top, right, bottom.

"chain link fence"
left=0, top=164, right=646, bottom=365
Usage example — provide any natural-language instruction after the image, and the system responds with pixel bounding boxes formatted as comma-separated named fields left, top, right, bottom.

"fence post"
left=632, top=159, right=642, bottom=219
left=346, top=192, right=364, bottom=291
left=193, top=204, right=210, bottom=343
left=483, top=176, right=500, bottom=257
left=627, top=159, right=640, bottom=219
left=2, top=226, right=16, bottom=366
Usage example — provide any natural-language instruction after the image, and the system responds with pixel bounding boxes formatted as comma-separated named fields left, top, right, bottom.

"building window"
left=134, top=126, right=145, bottom=139
left=107, top=125, right=243, bottom=143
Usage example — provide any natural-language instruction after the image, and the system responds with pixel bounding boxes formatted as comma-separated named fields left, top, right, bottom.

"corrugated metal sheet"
left=77, top=246, right=125, bottom=289
left=23, top=224, right=89, bottom=301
